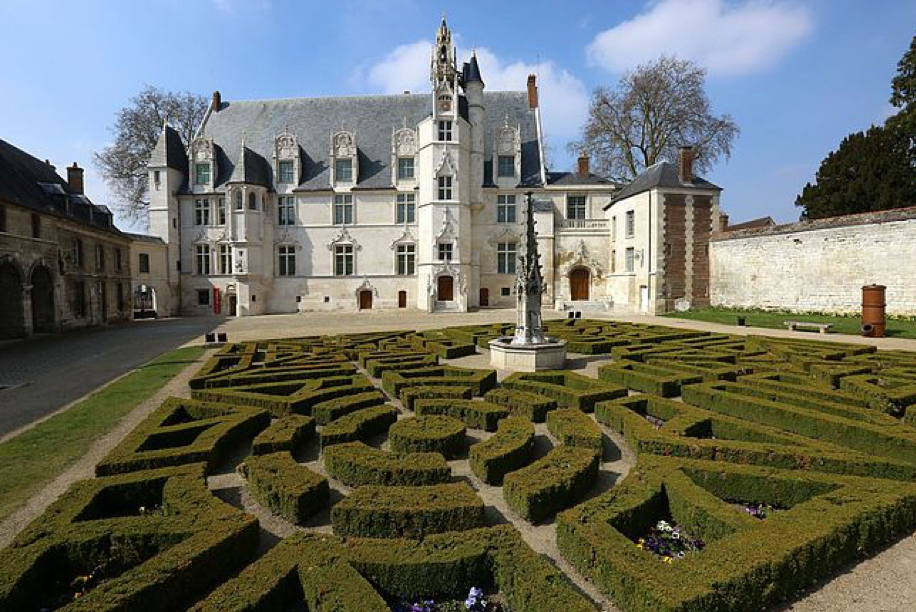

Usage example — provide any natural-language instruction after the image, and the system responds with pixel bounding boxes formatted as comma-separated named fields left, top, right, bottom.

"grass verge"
left=665, top=308, right=916, bottom=339
left=0, top=345, right=205, bottom=523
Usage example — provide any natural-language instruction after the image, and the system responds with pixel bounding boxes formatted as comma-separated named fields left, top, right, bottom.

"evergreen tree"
left=795, top=35, right=916, bottom=220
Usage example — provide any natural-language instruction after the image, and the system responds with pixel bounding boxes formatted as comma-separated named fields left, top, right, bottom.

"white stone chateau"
left=145, top=18, right=724, bottom=317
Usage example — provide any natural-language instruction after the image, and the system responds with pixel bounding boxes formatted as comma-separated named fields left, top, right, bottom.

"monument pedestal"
left=488, top=337, right=567, bottom=372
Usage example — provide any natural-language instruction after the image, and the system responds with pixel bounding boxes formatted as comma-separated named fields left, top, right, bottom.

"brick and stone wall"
left=709, top=207, right=916, bottom=316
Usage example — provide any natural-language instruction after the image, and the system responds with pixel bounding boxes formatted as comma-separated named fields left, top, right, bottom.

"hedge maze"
left=2, top=320, right=915, bottom=611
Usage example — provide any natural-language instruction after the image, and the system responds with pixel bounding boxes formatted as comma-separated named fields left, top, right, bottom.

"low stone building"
left=126, top=232, right=173, bottom=318
left=710, top=206, right=916, bottom=316
left=0, top=138, right=133, bottom=339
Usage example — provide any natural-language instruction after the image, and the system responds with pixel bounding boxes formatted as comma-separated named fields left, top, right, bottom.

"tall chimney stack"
left=67, top=162, right=85, bottom=195
left=526, top=74, right=539, bottom=109
left=577, top=154, right=590, bottom=178
left=211, top=90, right=222, bottom=112
left=678, top=146, right=695, bottom=184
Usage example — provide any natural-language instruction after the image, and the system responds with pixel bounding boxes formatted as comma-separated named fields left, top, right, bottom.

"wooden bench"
left=784, top=321, right=832, bottom=334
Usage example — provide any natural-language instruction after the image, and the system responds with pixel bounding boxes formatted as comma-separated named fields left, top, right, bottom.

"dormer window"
left=278, top=160, right=295, bottom=184
left=335, top=158, right=353, bottom=182
left=397, top=157, right=415, bottom=180
left=437, top=120, right=453, bottom=142
left=195, top=163, right=210, bottom=185
left=497, top=155, right=515, bottom=178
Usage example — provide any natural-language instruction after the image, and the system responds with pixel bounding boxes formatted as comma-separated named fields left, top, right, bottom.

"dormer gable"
left=274, top=129, right=301, bottom=187
left=190, top=137, right=216, bottom=191
left=330, top=130, right=358, bottom=187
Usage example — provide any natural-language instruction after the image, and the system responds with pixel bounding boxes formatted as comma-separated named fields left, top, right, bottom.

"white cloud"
left=588, top=0, right=813, bottom=76
left=365, top=40, right=589, bottom=140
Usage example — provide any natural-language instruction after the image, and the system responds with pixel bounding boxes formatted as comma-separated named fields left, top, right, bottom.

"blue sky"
left=0, top=0, right=913, bottom=231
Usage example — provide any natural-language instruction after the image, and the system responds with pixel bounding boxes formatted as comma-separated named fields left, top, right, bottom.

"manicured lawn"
left=0, top=345, right=205, bottom=523
left=665, top=308, right=916, bottom=339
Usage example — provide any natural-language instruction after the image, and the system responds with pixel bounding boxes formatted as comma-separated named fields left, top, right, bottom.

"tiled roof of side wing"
left=198, top=91, right=542, bottom=191
left=611, top=161, right=721, bottom=203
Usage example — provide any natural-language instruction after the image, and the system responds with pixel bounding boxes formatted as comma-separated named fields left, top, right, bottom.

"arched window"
left=234, top=190, right=243, bottom=210
left=248, top=192, right=257, bottom=210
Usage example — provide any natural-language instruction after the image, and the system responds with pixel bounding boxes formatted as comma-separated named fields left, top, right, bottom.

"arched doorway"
left=0, top=261, right=24, bottom=339
left=359, top=290, right=373, bottom=310
left=30, top=265, right=55, bottom=333
left=133, top=285, right=158, bottom=319
left=437, top=275, right=454, bottom=302
left=570, top=268, right=590, bottom=301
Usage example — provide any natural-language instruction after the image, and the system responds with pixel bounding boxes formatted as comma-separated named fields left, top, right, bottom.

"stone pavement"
left=0, top=317, right=217, bottom=438
left=197, top=308, right=916, bottom=353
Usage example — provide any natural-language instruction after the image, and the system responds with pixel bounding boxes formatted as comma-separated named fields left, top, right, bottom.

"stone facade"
left=709, top=207, right=916, bottom=316
left=146, top=20, right=722, bottom=318
left=128, top=233, right=173, bottom=318
left=0, top=148, right=132, bottom=339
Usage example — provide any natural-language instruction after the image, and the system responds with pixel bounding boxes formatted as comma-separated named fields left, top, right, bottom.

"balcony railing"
left=558, top=219, right=610, bottom=231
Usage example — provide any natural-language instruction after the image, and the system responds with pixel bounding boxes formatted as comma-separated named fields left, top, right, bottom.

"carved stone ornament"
left=354, top=275, right=379, bottom=298
left=275, top=228, right=300, bottom=248
left=435, top=207, right=457, bottom=244
left=333, top=132, right=356, bottom=157
left=389, top=225, right=417, bottom=250
left=191, top=138, right=213, bottom=162
left=487, top=227, right=520, bottom=247
left=394, top=128, right=417, bottom=156
left=496, top=117, right=519, bottom=156
left=562, top=239, right=604, bottom=278
left=275, top=130, right=298, bottom=159
left=327, top=225, right=361, bottom=251
left=434, top=150, right=458, bottom=176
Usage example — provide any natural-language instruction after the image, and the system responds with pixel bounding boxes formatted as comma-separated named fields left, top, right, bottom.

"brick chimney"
left=526, top=74, right=539, bottom=109
left=67, top=162, right=85, bottom=195
left=678, top=146, right=695, bottom=184
left=211, top=90, right=222, bottom=112
left=577, top=154, right=590, bottom=178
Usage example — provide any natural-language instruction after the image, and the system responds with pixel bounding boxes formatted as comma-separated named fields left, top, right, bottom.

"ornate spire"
left=430, top=15, right=457, bottom=88
left=512, top=193, right=547, bottom=345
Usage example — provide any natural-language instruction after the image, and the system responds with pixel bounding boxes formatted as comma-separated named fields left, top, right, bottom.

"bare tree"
left=93, top=85, right=208, bottom=225
left=572, top=56, right=738, bottom=182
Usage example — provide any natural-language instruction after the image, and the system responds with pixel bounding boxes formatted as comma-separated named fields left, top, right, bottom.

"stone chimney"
left=719, top=211, right=729, bottom=231
left=67, top=162, right=85, bottom=195
left=577, top=154, right=590, bottom=178
left=527, top=74, right=539, bottom=109
left=678, top=146, right=695, bottom=184
left=211, top=90, right=222, bottom=112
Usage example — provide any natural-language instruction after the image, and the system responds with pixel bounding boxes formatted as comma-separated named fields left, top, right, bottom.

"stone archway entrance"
left=437, top=275, right=454, bottom=302
left=0, top=261, right=24, bottom=339
left=569, top=267, right=590, bottom=301
left=30, top=265, right=55, bottom=333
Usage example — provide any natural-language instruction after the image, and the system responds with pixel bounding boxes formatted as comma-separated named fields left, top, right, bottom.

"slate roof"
left=124, top=232, right=166, bottom=244
left=195, top=91, right=542, bottom=192
left=608, top=161, right=721, bottom=206
left=0, top=138, right=123, bottom=236
left=546, top=171, right=618, bottom=187
left=149, top=125, right=188, bottom=171
left=724, top=216, right=775, bottom=231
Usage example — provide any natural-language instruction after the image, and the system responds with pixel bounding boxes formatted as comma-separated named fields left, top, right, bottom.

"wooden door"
left=479, top=288, right=489, bottom=307
left=437, top=276, right=454, bottom=302
left=570, top=268, right=590, bottom=301
left=359, top=290, right=373, bottom=310
left=398, top=290, right=407, bottom=308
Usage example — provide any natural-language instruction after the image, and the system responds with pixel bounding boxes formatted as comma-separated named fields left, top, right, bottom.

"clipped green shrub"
left=483, top=388, right=557, bottom=422
left=95, top=398, right=269, bottom=476
left=547, top=408, right=603, bottom=453
left=502, top=371, right=626, bottom=412
left=389, top=415, right=467, bottom=459
left=598, top=361, right=702, bottom=397
left=240, top=452, right=329, bottom=524
left=319, top=405, right=398, bottom=449
left=251, top=415, right=315, bottom=455
left=414, top=398, right=508, bottom=431
left=323, top=442, right=450, bottom=487
left=399, top=384, right=473, bottom=410
left=503, top=446, right=599, bottom=522
left=469, top=417, right=535, bottom=485
left=331, top=482, right=485, bottom=538
left=382, top=366, right=497, bottom=397
left=311, top=390, right=387, bottom=425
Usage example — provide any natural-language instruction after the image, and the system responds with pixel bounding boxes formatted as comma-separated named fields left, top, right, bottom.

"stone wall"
left=709, top=207, right=916, bottom=316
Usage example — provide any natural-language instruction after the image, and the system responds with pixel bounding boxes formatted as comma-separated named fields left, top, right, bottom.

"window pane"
left=498, top=156, right=515, bottom=177
left=279, top=161, right=295, bottom=183
left=336, top=158, right=353, bottom=182
left=398, top=157, right=414, bottom=179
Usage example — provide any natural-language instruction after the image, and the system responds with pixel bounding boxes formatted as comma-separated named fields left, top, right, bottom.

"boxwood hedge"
left=469, top=417, right=535, bottom=485
left=251, top=414, right=315, bottom=455
left=323, top=441, right=451, bottom=487
left=388, top=415, right=467, bottom=459
left=240, top=452, right=329, bottom=525
left=502, top=371, right=626, bottom=412
left=547, top=408, right=603, bottom=453
left=503, top=446, right=600, bottom=523
left=414, top=398, right=509, bottom=431
left=483, top=388, right=558, bottom=422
